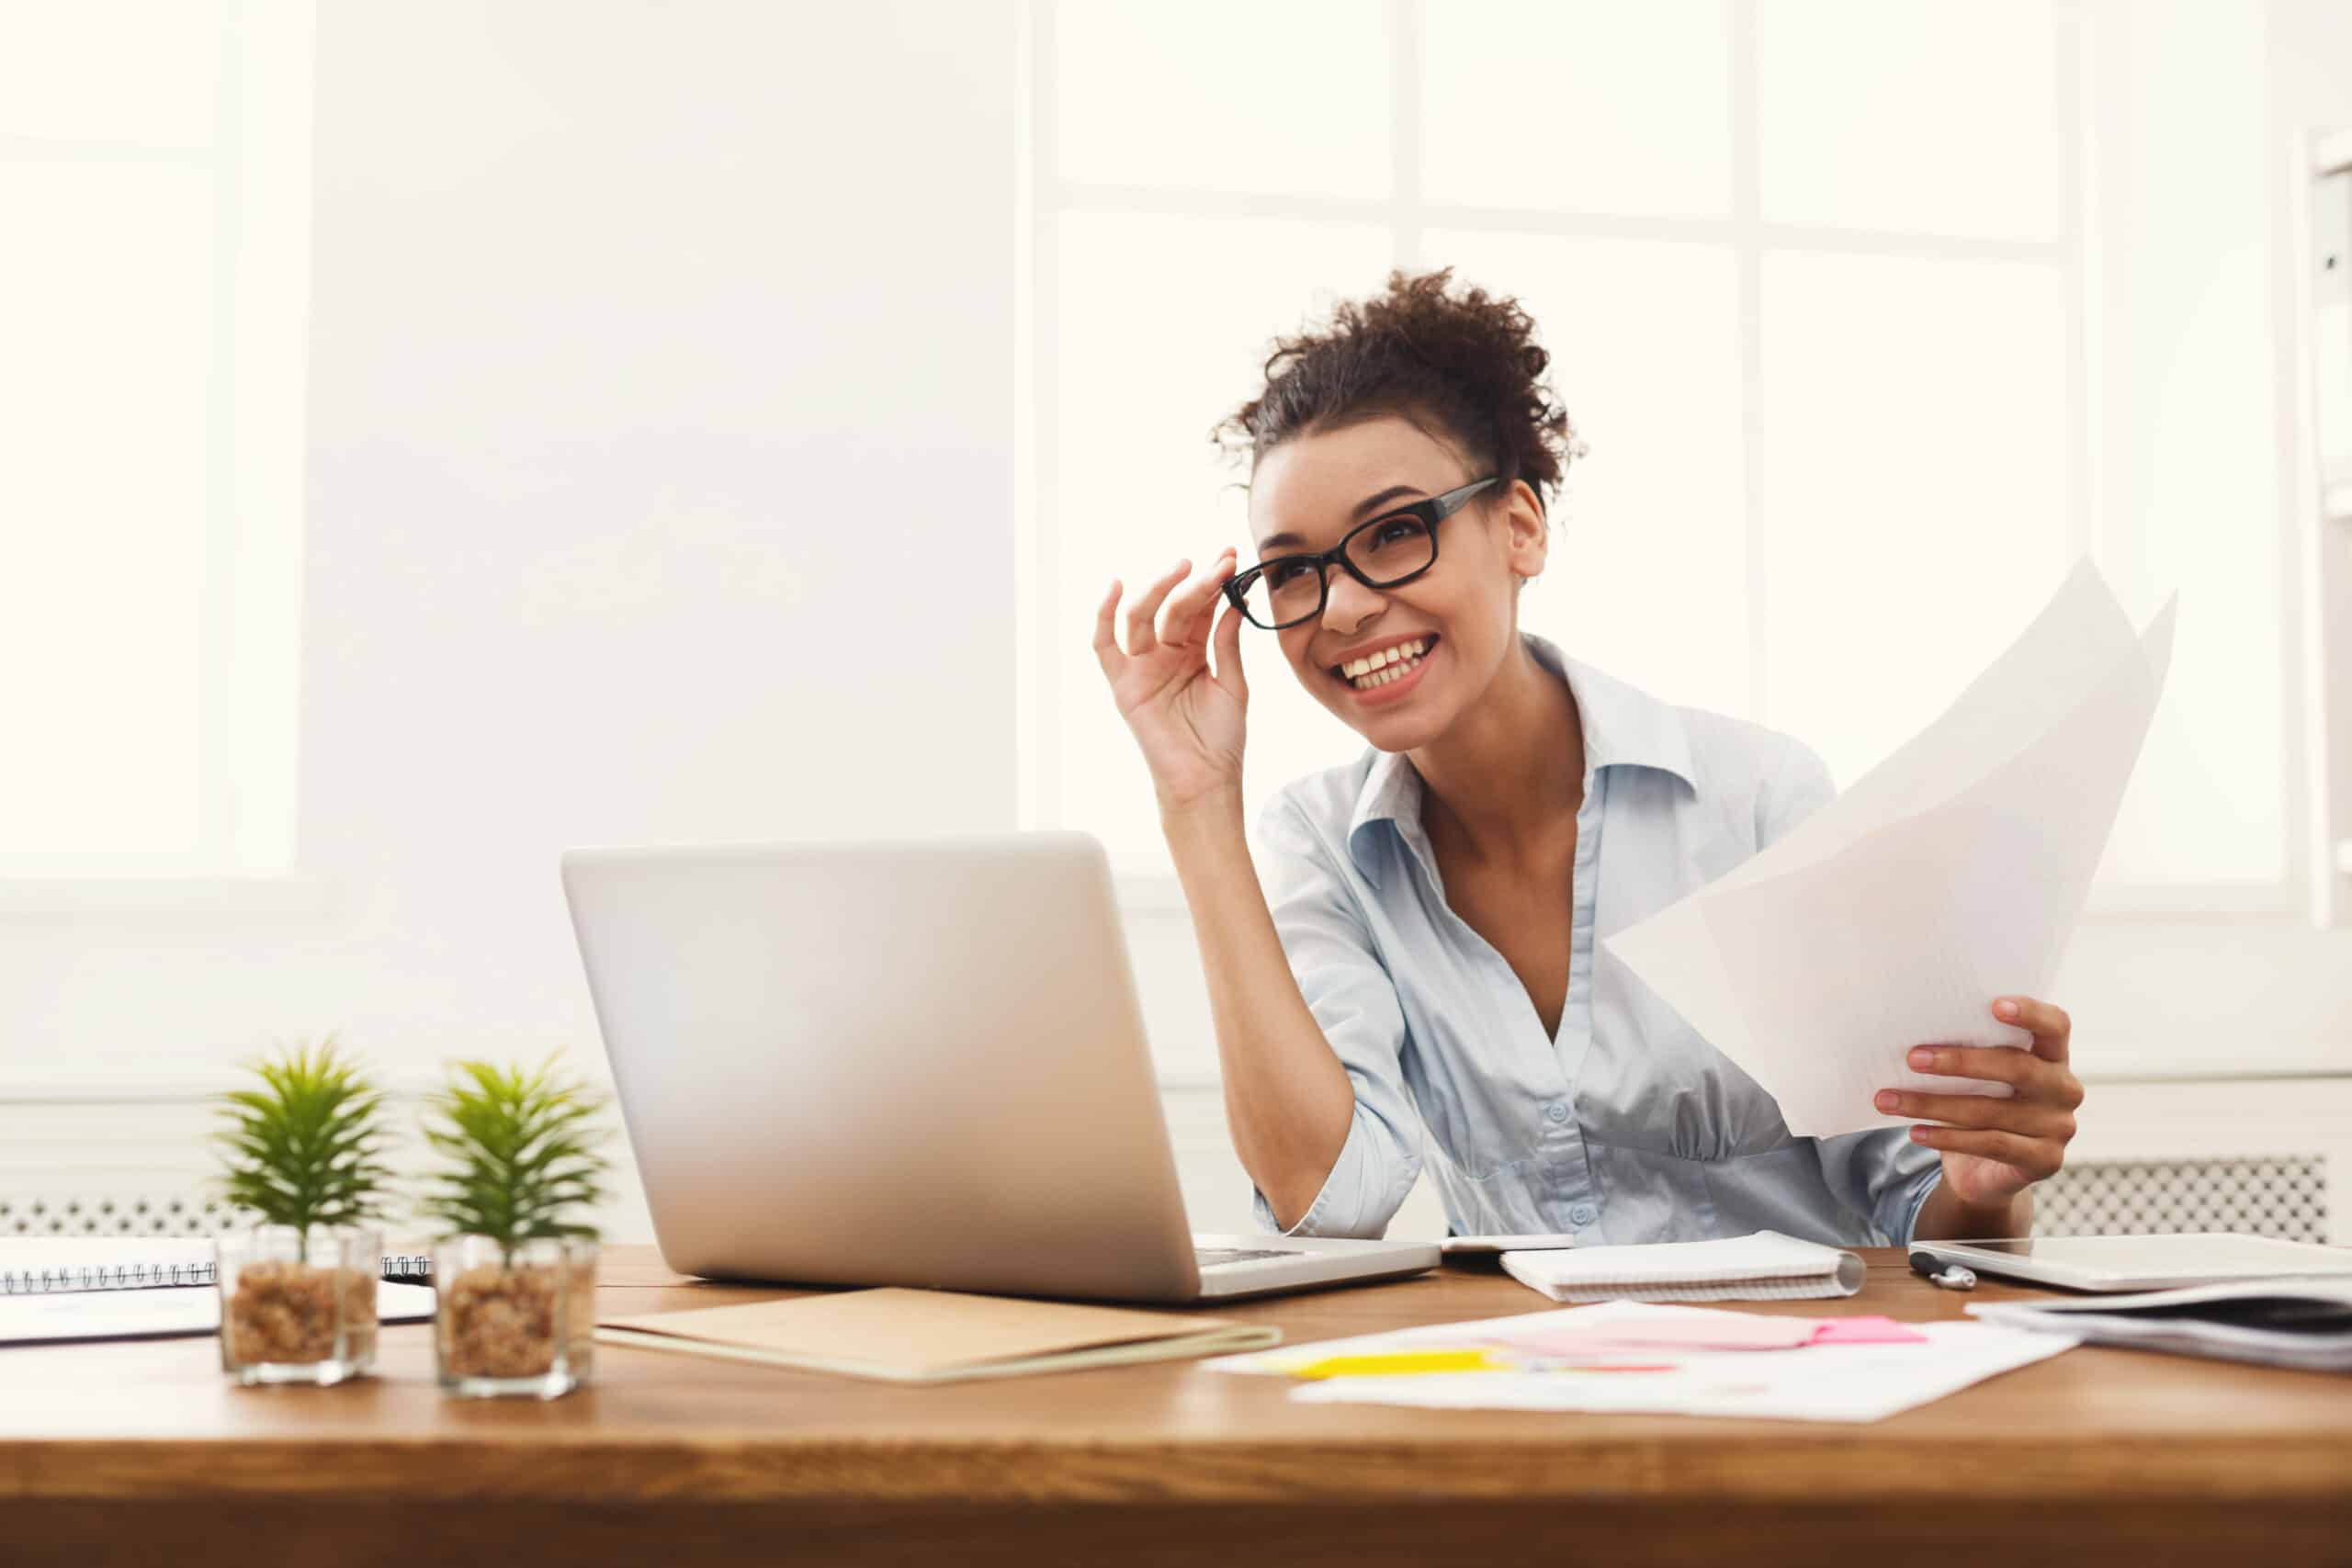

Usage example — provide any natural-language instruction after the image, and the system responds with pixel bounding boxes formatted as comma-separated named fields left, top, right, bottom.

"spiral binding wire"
left=1, top=1253, right=437, bottom=1293
left=1, top=1259, right=219, bottom=1294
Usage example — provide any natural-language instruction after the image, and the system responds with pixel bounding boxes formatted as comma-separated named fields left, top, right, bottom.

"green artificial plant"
left=418, top=1054, right=612, bottom=1264
left=212, top=1038, right=395, bottom=1235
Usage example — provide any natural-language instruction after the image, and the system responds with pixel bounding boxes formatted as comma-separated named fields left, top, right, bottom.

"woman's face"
left=1247, top=413, right=1548, bottom=752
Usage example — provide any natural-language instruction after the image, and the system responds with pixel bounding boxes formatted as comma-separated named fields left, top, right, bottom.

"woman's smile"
left=1333, top=634, right=1439, bottom=705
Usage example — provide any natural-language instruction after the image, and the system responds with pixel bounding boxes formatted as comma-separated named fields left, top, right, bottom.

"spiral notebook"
left=1500, top=1231, right=1867, bottom=1303
left=0, top=1238, right=435, bottom=1346
left=0, top=1237, right=435, bottom=1294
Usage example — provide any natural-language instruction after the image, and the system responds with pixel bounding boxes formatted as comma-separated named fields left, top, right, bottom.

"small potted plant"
left=211, top=1040, right=394, bottom=1385
left=420, top=1054, right=611, bottom=1399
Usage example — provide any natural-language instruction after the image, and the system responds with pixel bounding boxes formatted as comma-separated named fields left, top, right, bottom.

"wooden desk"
left=4, top=1247, right=2347, bottom=1566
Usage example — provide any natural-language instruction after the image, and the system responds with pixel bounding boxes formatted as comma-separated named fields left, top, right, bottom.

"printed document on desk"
left=1208, top=1300, right=2070, bottom=1423
left=1605, top=558, right=2176, bottom=1138
left=1288, top=1319, right=2078, bottom=1424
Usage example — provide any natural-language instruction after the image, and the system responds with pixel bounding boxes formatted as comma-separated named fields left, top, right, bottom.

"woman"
left=1092, top=269, right=2081, bottom=1247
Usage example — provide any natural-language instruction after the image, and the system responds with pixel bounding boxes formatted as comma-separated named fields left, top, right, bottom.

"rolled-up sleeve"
left=1763, top=737, right=1944, bottom=1245
left=1246, top=794, right=1423, bottom=1239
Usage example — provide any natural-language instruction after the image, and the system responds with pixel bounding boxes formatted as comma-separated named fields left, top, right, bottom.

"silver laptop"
left=560, top=832, right=1438, bottom=1303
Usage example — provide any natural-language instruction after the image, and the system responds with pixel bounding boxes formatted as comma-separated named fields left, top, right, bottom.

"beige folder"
left=596, top=1285, right=1282, bottom=1383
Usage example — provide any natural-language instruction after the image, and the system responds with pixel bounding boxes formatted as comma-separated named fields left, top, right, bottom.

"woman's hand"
left=1092, top=547, right=1250, bottom=814
left=1877, top=996, right=2082, bottom=1208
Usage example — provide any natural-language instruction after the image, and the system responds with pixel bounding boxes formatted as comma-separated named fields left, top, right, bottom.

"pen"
left=1907, top=1249, right=1976, bottom=1292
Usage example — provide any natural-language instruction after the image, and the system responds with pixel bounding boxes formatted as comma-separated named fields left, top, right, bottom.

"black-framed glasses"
left=1224, top=477, right=1499, bottom=630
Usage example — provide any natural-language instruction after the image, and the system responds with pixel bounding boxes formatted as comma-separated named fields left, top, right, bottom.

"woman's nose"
left=1322, top=570, right=1385, bottom=631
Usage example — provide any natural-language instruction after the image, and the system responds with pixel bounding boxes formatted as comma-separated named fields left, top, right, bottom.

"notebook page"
left=1503, top=1233, right=1848, bottom=1285
left=0, top=1280, right=435, bottom=1346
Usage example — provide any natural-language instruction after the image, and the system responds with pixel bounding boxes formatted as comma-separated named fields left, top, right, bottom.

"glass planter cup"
left=433, top=1235, right=599, bottom=1399
left=216, top=1224, right=382, bottom=1385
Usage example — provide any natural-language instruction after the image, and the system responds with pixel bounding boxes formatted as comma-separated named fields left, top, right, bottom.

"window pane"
left=1055, top=1, right=1390, bottom=200
left=0, top=0, right=220, bottom=150
left=0, top=163, right=212, bottom=856
left=1758, top=252, right=2072, bottom=798
left=1053, top=213, right=1395, bottom=866
left=1757, top=0, right=2061, bottom=241
left=1424, top=233, right=1748, bottom=716
left=1422, top=0, right=1733, bottom=219
left=2085, top=0, right=2282, bottom=887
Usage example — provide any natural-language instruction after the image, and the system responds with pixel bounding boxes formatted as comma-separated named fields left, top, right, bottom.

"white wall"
left=0, top=2, right=1019, bottom=1237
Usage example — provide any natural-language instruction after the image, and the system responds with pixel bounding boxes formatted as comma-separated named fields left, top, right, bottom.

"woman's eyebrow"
left=1257, top=483, right=1429, bottom=552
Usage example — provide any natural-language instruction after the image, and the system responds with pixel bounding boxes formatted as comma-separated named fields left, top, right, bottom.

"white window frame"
left=0, top=1, right=317, bottom=911
left=2296, top=126, right=2352, bottom=930
left=1019, top=0, right=2332, bottom=934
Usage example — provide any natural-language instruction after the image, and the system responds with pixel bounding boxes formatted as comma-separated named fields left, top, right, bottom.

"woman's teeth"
left=1341, top=637, right=1431, bottom=690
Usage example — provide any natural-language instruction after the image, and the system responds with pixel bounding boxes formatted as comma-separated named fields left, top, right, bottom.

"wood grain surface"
left=5, top=1246, right=2347, bottom=1567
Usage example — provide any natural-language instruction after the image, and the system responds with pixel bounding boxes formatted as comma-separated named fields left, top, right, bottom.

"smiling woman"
left=1090, top=267, right=2081, bottom=1251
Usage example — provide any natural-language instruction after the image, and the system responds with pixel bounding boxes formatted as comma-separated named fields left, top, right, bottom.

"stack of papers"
left=1606, top=559, right=2176, bottom=1137
left=1967, top=1278, right=2352, bottom=1373
left=1499, top=1231, right=1864, bottom=1303
left=1209, top=1300, right=2075, bottom=1423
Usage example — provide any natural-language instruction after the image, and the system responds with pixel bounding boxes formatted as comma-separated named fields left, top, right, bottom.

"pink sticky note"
left=1806, top=1315, right=1929, bottom=1346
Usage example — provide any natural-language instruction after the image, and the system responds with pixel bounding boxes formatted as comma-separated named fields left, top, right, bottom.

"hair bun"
left=1216, top=267, right=1583, bottom=512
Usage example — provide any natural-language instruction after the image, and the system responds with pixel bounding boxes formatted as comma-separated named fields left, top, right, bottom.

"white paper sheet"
left=1606, top=559, right=2176, bottom=1137
left=0, top=1280, right=435, bottom=1347
left=1287, top=1320, right=2079, bottom=1424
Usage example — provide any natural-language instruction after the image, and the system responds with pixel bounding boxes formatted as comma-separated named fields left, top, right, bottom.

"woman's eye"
left=1267, top=561, right=1311, bottom=588
left=1378, top=518, right=1428, bottom=545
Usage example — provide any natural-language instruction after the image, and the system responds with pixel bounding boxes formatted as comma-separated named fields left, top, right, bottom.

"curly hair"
left=1214, top=267, right=1585, bottom=515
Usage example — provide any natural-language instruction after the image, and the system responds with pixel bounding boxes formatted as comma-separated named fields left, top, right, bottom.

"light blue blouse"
left=1249, top=631, right=1943, bottom=1247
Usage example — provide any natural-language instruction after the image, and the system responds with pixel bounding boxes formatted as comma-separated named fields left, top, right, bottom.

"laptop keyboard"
left=1193, top=1247, right=1297, bottom=1269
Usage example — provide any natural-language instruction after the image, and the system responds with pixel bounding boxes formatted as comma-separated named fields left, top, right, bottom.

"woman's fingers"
left=1995, top=995, right=2073, bottom=1062
left=1913, top=1043, right=2083, bottom=1108
left=1907, top=1044, right=2035, bottom=1088
left=1169, top=549, right=1238, bottom=650
left=1098, top=551, right=1239, bottom=681
left=1906, top=1125, right=2064, bottom=1181
left=1091, top=577, right=1127, bottom=680
left=1124, top=558, right=1192, bottom=656
left=1874, top=1087, right=2076, bottom=1140
left=1212, top=592, right=1248, bottom=702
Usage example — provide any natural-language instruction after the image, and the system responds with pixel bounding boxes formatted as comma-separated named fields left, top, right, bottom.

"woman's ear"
left=1502, top=479, right=1549, bottom=582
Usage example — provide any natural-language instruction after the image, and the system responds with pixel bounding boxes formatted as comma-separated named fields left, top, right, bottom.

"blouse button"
left=1544, top=1102, right=1570, bottom=1123
left=1569, top=1203, right=1598, bottom=1226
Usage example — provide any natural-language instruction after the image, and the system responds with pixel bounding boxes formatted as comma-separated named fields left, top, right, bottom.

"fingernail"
left=1909, top=1047, right=1935, bottom=1069
left=1910, top=1126, right=1931, bottom=1143
left=1875, top=1091, right=1899, bottom=1112
left=1995, top=999, right=2019, bottom=1021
